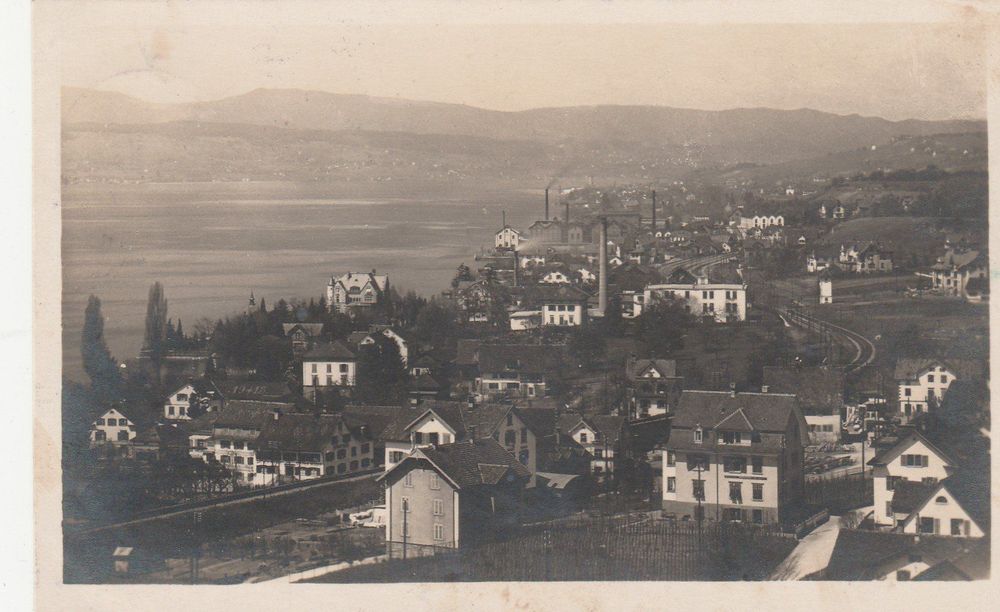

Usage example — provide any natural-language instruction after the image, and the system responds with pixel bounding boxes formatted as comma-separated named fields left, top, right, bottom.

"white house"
left=643, top=267, right=747, bottom=322
left=528, top=284, right=590, bottom=327
left=893, top=474, right=987, bottom=538
left=90, top=407, right=137, bottom=446
left=302, top=341, right=358, bottom=401
left=931, top=248, right=987, bottom=298
left=558, top=414, right=628, bottom=481
left=868, top=430, right=955, bottom=528
left=327, top=271, right=389, bottom=313
left=495, top=226, right=522, bottom=250
left=358, top=326, right=411, bottom=367
left=894, top=359, right=977, bottom=423
left=253, top=412, right=375, bottom=486
left=163, top=383, right=198, bottom=421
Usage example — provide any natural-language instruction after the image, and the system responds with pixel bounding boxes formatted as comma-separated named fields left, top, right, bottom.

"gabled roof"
left=332, top=272, right=388, bottom=292
left=524, top=283, right=590, bottom=305
left=379, top=401, right=469, bottom=442
left=665, top=267, right=698, bottom=284
left=714, top=408, right=755, bottom=433
left=379, top=438, right=531, bottom=489
left=762, top=366, right=845, bottom=417
left=824, top=530, right=973, bottom=580
left=893, top=357, right=982, bottom=382
left=477, top=343, right=563, bottom=374
left=341, top=404, right=403, bottom=440
left=627, top=358, right=677, bottom=379
left=931, top=249, right=985, bottom=272
left=937, top=471, right=990, bottom=532
left=866, top=429, right=955, bottom=467
left=890, top=480, right=940, bottom=515
left=282, top=322, right=325, bottom=336
left=671, top=390, right=800, bottom=434
left=557, top=412, right=627, bottom=446
left=409, top=373, right=442, bottom=392
left=303, top=340, right=357, bottom=361
left=255, top=412, right=370, bottom=452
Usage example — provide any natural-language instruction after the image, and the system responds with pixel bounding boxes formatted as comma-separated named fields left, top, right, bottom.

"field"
left=311, top=517, right=797, bottom=582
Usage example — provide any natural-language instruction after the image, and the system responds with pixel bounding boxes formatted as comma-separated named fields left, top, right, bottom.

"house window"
left=723, top=456, right=747, bottom=473
left=919, top=517, right=937, bottom=534
left=433, top=499, right=443, bottom=516
left=667, top=451, right=675, bottom=467
left=361, top=443, right=370, bottom=454
left=721, top=431, right=742, bottom=445
left=901, top=454, right=929, bottom=467
left=433, top=523, right=444, bottom=541
left=927, top=375, right=934, bottom=383
left=692, top=479, right=705, bottom=501
left=220, top=440, right=231, bottom=449
left=221, top=456, right=231, bottom=464
left=519, top=449, right=529, bottom=465
left=951, top=519, right=965, bottom=536
left=340, top=363, right=349, bottom=373
left=361, top=458, right=370, bottom=468
left=117, top=430, right=129, bottom=442
left=233, top=441, right=244, bottom=450
left=752, top=509, right=763, bottom=524
left=504, top=431, right=517, bottom=448
left=389, top=451, right=404, bottom=463
left=687, top=455, right=710, bottom=472
left=404, top=472, right=413, bottom=487
left=326, top=364, right=332, bottom=373
left=430, top=473, right=440, bottom=490
left=413, top=432, right=423, bottom=444
left=935, top=495, right=947, bottom=504
left=752, top=483, right=763, bottom=502
left=751, top=456, right=763, bottom=474
left=729, top=482, right=742, bottom=504
left=247, top=457, right=253, bottom=465
left=940, top=375, right=948, bottom=384
left=428, top=432, right=439, bottom=445
left=594, top=449, right=603, bottom=459
left=666, top=477, right=675, bottom=492
left=168, top=407, right=175, bottom=416
left=579, top=432, right=588, bottom=444
left=350, top=460, right=358, bottom=471
left=312, top=364, right=317, bottom=373
left=693, top=428, right=703, bottom=443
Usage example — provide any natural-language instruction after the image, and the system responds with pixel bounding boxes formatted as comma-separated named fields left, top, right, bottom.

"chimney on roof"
left=761, top=385, right=769, bottom=394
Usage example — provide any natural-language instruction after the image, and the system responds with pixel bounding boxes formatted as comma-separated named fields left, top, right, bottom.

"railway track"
left=781, top=308, right=876, bottom=374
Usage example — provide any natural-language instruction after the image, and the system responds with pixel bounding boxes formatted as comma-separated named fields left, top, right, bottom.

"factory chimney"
left=545, top=187, right=550, bottom=221
left=599, top=217, right=608, bottom=315
left=651, top=190, right=657, bottom=232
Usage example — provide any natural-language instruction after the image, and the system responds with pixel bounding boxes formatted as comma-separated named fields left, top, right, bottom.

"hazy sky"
left=51, top=4, right=988, bottom=121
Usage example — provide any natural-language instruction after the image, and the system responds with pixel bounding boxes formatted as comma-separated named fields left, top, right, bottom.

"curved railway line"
left=779, top=308, right=877, bottom=375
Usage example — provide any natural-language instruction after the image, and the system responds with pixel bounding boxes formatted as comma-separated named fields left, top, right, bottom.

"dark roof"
left=558, top=412, right=627, bottom=446
left=214, top=380, right=294, bottom=402
left=409, top=373, right=442, bottom=392
left=381, top=438, right=531, bottom=489
left=303, top=340, right=357, bottom=361
left=825, top=530, right=976, bottom=580
left=346, top=331, right=371, bottom=346
left=891, top=480, right=940, bottom=515
left=913, top=540, right=990, bottom=581
left=255, top=412, right=369, bottom=452
left=477, top=343, right=564, bottom=374
left=671, top=390, right=800, bottom=433
left=341, top=405, right=404, bottom=439
left=410, top=353, right=440, bottom=368
left=523, top=284, right=590, bottom=305
left=705, top=263, right=743, bottom=284
left=378, top=401, right=470, bottom=442
left=282, top=322, right=325, bottom=336
left=867, top=429, right=956, bottom=467
left=931, top=249, right=985, bottom=272
left=893, top=357, right=982, bottom=381
left=763, top=366, right=845, bottom=417
left=627, top=358, right=677, bottom=379
left=455, top=339, right=482, bottom=367
left=211, top=402, right=276, bottom=431
left=939, top=471, right=990, bottom=532
left=665, top=267, right=698, bottom=284
left=181, top=410, right=221, bottom=435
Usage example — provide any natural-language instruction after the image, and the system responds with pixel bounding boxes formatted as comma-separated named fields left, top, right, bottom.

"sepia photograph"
left=29, top=1, right=997, bottom=604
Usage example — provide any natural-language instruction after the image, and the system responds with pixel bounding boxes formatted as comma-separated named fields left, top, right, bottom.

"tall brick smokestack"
left=652, top=190, right=657, bottom=231
left=545, top=187, right=549, bottom=221
left=599, top=217, right=608, bottom=315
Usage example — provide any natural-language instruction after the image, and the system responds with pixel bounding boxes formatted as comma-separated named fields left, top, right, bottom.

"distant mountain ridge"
left=63, top=87, right=985, bottom=166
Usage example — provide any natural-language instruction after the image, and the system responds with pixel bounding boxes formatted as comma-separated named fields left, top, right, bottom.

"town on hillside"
left=64, top=170, right=990, bottom=584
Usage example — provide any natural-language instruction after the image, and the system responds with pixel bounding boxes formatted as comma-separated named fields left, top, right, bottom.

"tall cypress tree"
left=143, top=281, right=168, bottom=359
left=81, top=295, right=120, bottom=400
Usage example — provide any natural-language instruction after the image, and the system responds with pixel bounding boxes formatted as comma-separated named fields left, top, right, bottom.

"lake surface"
left=62, top=181, right=544, bottom=381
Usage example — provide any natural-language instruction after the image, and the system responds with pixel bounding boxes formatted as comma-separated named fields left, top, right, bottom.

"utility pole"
left=402, top=498, right=409, bottom=560
left=695, top=463, right=704, bottom=561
